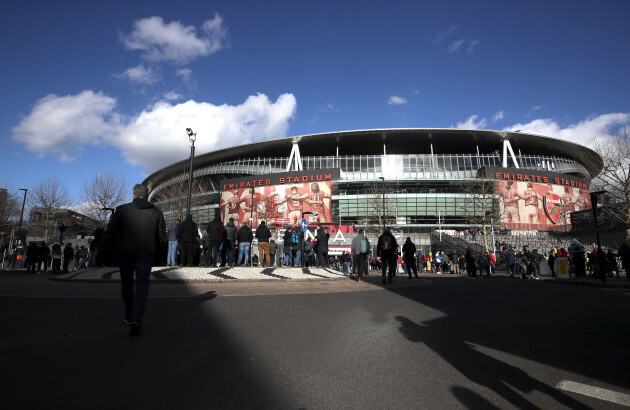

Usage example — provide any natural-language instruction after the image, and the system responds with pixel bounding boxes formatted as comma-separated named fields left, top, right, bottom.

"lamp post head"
left=186, top=128, right=196, bottom=142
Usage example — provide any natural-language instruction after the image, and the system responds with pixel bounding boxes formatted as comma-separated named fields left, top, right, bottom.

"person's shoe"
left=123, top=317, right=132, bottom=325
left=358, top=278, right=363, bottom=283
left=129, top=322, right=142, bottom=337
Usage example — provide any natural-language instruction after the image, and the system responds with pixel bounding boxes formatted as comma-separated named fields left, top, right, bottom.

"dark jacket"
left=206, top=218, right=225, bottom=241
left=225, top=221, right=238, bottom=242
left=291, top=230, right=303, bottom=251
left=255, top=223, right=272, bottom=242
left=177, top=215, right=198, bottom=242
left=316, top=227, right=329, bottom=251
left=238, top=225, right=253, bottom=243
left=167, top=222, right=179, bottom=241
left=402, top=239, right=416, bottom=256
left=104, top=197, right=166, bottom=254
left=63, top=244, right=74, bottom=260
left=377, top=231, right=398, bottom=256
left=283, top=229, right=293, bottom=248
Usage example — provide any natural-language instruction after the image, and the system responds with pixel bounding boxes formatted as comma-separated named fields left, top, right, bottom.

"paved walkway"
left=39, top=265, right=630, bottom=288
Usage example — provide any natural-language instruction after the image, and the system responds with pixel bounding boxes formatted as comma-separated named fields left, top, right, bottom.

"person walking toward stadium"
left=402, top=237, right=418, bottom=280
left=377, top=227, right=398, bottom=284
left=103, top=183, right=166, bottom=337
left=351, top=229, right=370, bottom=282
left=237, top=222, right=253, bottom=266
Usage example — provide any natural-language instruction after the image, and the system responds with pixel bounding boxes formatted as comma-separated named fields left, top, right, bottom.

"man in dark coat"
left=465, top=246, right=478, bottom=278
left=178, top=214, right=198, bottom=267
left=224, top=217, right=238, bottom=266
left=62, top=242, right=74, bottom=273
left=104, top=184, right=166, bottom=337
left=255, top=221, right=272, bottom=267
left=237, top=222, right=254, bottom=265
left=316, top=225, right=329, bottom=268
left=282, top=227, right=293, bottom=266
left=377, top=227, right=398, bottom=284
left=402, top=237, right=418, bottom=280
left=206, top=216, right=225, bottom=267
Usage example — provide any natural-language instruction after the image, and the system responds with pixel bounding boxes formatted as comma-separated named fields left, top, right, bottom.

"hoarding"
left=480, top=167, right=592, bottom=230
left=220, top=169, right=340, bottom=228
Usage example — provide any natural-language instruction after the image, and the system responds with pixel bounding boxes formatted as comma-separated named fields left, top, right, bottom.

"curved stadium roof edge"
left=144, top=128, right=603, bottom=186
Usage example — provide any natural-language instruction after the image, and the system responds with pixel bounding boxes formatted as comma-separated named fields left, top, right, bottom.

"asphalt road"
left=1, top=272, right=629, bottom=409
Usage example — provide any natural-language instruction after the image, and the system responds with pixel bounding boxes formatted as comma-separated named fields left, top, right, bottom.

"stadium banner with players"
left=479, top=167, right=592, bottom=230
left=220, top=169, right=340, bottom=228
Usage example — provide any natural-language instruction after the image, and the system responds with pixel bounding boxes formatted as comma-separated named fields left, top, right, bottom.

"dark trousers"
left=381, top=253, right=397, bottom=281
left=180, top=241, right=195, bottom=266
left=118, top=252, right=153, bottom=322
left=208, top=240, right=221, bottom=266
left=405, top=255, right=418, bottom=278
left=225, top=241, right=235, bottom=265
left=353, top=254, right=368, bottom=278
left=317, top=246, right=327, bottom=267
left=63, top=259, right=71, bottom=272
left=52, top=259, right=61, bottom=274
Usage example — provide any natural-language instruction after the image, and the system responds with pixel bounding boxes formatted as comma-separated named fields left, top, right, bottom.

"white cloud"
left=388, top=96, right=407, bottom=105
left=121, top=14, right=228, bottom=63
left=492, top=111, right=504, bottom=123
left=12, top=90, right=297, bottom=172
left=163, top=91, right=183, bottom=101
left=527, top=105, right=543, bottom=116
left=449, top=39, right=479, bottom=54
left=117, top=64, right=160, bottom=84
left=12, top=90, right=118, bottom=156
left=175, top=68, right=193, bottom=82
left=504, top=113, right=630, bottom=146
left=434, top=26, right=457, bottom=43
left=453, top=115, right=487, bottom=129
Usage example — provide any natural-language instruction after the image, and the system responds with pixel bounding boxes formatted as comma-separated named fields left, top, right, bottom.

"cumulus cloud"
left=12, top=90, right=118, bottom=157
left=12, top=90, right=297, bottom=172
left=116, top=64, right=160, bottom=84
left=121, top=14, right=228, bottom=63
left=492, top=111, right=504, bottom=123
left=453, top=115, right=488, bottom=129
left=505, top=113, right=630, bottom=146
left=175, top=68, right=192, bottom=82
left=388, top=96, right=407, bottom=105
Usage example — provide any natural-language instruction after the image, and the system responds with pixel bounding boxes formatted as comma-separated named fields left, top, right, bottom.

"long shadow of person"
left=395, top=316, right=592, bottom=410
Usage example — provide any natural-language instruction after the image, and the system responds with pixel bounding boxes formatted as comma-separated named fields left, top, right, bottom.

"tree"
left=457, top=175, right=501, bottom=253
left=588, top=125, right=630, bottom=242
left=151, top=178, right=209, bottom=224
left=0, top=188, right=20, bottom=246
left=80, top=172, right=129, bottom=229
left=28, top=178, right=73, bottom=243
left=365, top=181, right=397, bottom=234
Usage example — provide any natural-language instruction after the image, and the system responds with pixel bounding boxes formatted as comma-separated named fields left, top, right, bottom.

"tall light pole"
left=11, top=188, right=27, bottom=269
left=16, top=188, right=27, bottom=245
left=378, top=176, right=385, bottom=230
left=590, top=190, right=606, bottom=283
left=185, top=128, right=197, bottom=218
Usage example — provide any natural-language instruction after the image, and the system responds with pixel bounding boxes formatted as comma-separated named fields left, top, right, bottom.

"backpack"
left=360, top=237, right=370, bottom=254
left=381, top=235, right=393, bottom=252
left=291, top=231, right=300, bottom=245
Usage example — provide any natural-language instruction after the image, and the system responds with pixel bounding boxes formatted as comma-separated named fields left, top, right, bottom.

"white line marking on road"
left=557, top=380, right=630, bottom=407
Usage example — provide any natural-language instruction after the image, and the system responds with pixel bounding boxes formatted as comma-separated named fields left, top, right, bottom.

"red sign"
left=544, top=194, right=563, bottom=224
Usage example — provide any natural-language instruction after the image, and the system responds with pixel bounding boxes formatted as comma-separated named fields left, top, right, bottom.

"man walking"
left=351, top=229, right=370, bottom=282
left=255, top=221, right=272, bottom=267
left=377, top=227, right=398, bottom=284
left=104, top=184, right=166, bottom=337
left=402, top=237, right=418, bottom=280
left=167, top=219, right=180, bottom=266
left=206, top=216, right=225, bottom=267
left=237, top=222, right=253, bottom=266
left=178, top=215, right=198, bottom=267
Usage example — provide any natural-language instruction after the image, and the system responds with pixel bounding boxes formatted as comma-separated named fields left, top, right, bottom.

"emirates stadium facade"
left=143, top=129, right=602, bottom=254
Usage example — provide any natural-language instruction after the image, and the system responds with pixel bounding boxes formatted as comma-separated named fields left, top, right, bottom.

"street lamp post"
left=185, top=128, right=197, bottom=218
left=10, top=188, right=27, bottom=269
left=590, top=190, right=606, bottom=283
left=378, top=176, right=385, bottom=230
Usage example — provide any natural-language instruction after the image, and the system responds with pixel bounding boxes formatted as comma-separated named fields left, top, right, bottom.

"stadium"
left=143, top=129, right=602, bottom=256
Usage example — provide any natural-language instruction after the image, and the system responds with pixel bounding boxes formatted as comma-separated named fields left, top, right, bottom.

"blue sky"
left=1, top=0, right=629, bottom=206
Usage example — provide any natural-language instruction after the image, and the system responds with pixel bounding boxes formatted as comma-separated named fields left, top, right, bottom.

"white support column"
left=285, top=141, right=304, bottom=171
left=502, top=138, right=520, bottom=168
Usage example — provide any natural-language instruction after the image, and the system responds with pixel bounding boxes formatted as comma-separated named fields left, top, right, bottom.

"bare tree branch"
left=27, top=178, right=73, bottom=243
left=80, top=172, right=129, bottom=228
